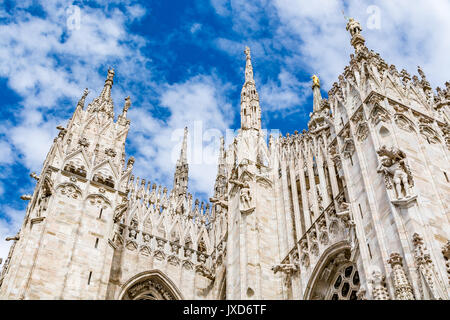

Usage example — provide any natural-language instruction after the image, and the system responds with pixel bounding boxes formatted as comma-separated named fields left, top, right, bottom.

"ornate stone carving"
left=355, top=122, right=369, bottom=141
left=78, top=137, right=89, bottom=148
left=341, top=138, right=355, bottom=159
left=113, top=198, right=129, bottom=223
left=346, top=18, right=365, bottom=51
left=387, top=253, right=415, bottom=300
left=394, top=113, right=416, bottom=132
left=370, top=104, right=390, bottom=125
left=127, top=279, right=175, bottom=300
left=336, top=202, right=357, bottom=252
left=356, top=287, right=367, bottom=300
left=369, top=266, right=390, bottom=300
left=105, top=148, right=117, bottom=157
left=377, top=145, right=414, bottom=199
left=301, top=253, right=310, bottom=268
left=59, top=184, right=80, bottom=199
left=230, top=179, right=255, bottom=214
left=412, top=233, right=441, bottom=299
left=419, top=125, right=441, bottom=144
left=195, top=265, right=214, bottom=280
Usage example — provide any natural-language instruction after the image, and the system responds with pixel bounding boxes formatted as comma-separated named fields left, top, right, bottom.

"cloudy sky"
left=0, top=0, right=449, bottom=262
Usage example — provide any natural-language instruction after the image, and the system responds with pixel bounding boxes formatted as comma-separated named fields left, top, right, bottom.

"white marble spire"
left=240, top=46, right=261, bottom=130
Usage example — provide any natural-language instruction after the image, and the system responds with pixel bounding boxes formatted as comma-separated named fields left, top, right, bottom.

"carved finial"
left=123, top=96, right=131, bottom=114
left=387, top=252, right=415, bottom=300
left=123, top=96, right=131, bottom=117
left=244, top=46, right=254, bottom=83
left=388, top=252, right=403, bottom=267
left=77, top=88, right=89, bottom=109
left=107, top=68, right=115, bottom=81
left=244, top=46, right=251, bottom=59
left=100, top=68, right=115, bottom=99
left=417, top=66, right=426, bottom=79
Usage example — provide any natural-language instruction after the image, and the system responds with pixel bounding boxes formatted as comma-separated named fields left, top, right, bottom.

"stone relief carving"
left=59, top=184, right=81, bottom=199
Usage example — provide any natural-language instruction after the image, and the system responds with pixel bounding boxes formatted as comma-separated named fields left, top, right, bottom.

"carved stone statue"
left=229, top=179, right=255, bottom=214
left=336, top=202, right=357, bottom=252
left=377, top=145, right=414, bottom=199
left=312, top=75, right=320, bottom=88
left=239, top=183, right=254, bottom=214
left=346, top=18, right=362, bottom=37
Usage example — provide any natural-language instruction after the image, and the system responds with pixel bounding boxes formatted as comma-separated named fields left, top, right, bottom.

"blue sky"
left=0, top=0, right=449, bottom=261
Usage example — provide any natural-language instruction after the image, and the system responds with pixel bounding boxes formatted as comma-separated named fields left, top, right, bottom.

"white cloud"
left=210, top=0, right=231, bottom=16
left=0, top=1, right=237, bottom=263
left=0, top=1, right=238, bottom=203
left=0, top=206, right=25, bottom=264
left=2, top=0, right=448, bottom=264
left=0, top=1, right=151, bottom=174
left=259, top=69, right=311, bottom=113
left=190, top=23, right=202, bottom=34
left=129, top=74, right=234, bottom=197
left=212, top=0, right=450, bottom=91
left=0, top=140, right=14, bottom=165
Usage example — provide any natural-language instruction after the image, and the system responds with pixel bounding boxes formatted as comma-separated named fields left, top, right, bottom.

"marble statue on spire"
left=346, top=17, right=366, bottom=52
left=312, top=75, right=322, bottom=112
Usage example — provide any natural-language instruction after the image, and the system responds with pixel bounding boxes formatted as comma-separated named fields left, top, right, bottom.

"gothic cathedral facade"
left=1, top=18, right=449, bottom=300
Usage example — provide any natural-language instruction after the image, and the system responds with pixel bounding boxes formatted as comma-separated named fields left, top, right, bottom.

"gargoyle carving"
left=271, top=263, right=299, bottom=275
